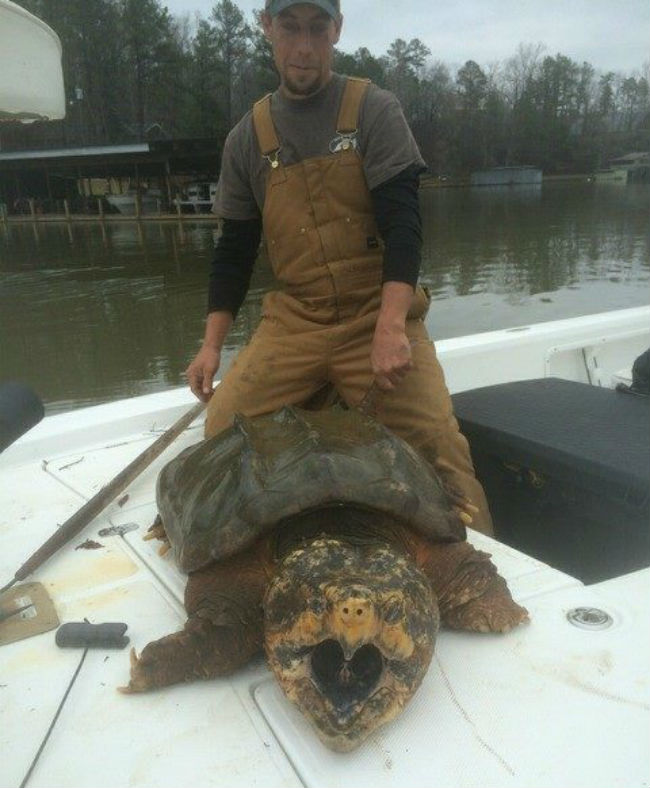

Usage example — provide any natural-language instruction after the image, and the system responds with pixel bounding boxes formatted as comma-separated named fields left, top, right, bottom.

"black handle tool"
left=55, top=621, right=129, bottom=649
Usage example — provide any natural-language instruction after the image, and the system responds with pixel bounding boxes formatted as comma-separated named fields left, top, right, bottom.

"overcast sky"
left=163, top=0, right=649, bottom=74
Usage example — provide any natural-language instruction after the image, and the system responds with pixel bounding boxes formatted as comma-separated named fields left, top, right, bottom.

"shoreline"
left=419, top=173, right=592, bottom=189
left=1, top=212, right=220, bottom=224
left=1, top=174, right=602, bottom=222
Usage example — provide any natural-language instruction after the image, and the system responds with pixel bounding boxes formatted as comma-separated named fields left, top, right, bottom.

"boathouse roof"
left=0, top=143, right=149, bottom=161
left=0, top=139, right=220, bottom=176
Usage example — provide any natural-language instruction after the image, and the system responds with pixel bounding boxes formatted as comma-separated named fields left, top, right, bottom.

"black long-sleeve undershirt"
left=207, top=217, right=262, bottom=315
left=372, top=163, right=423, bottom=287
left=207, top=164, right=423, bottom=317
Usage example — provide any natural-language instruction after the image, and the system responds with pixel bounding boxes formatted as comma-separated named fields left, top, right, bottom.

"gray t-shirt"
left=213, top=73, right=426, bottom=220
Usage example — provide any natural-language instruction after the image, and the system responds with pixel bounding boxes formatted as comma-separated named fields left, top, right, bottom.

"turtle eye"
left=309, top=597, right=327, bottom=615
left=383, top=597, right=404, bottom=624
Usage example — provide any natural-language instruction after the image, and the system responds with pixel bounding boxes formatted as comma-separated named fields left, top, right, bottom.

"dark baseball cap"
left=265, top=0, right=341, bottom=20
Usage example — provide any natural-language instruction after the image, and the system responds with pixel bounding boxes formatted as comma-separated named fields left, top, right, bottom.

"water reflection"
left=419, top=182, right=648, bottom=301
left=0, top=183, right=647, bottom=413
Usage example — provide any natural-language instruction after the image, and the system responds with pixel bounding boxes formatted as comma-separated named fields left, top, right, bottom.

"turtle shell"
left=156, top=406, right=465, bottom=573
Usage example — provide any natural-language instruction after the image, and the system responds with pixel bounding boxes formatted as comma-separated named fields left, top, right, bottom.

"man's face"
left=262, top=4, right=342, bottom=99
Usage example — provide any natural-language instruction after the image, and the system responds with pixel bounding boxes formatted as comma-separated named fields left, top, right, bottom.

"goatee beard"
left=283, top=74, right=324, bottom=98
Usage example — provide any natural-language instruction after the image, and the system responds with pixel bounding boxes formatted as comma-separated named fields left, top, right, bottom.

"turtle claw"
left=117, top=648, right=142, bottom=693
left=144, top=515, right=170, bottom=551
left=485, top=606, right=529, bottom=634
left=448, top=596, right=529, bottom=634
left=499, top=606, right=530, bottom=632
left=119, top=632, right=207, bottom=693
left=443, top=480, right=479, bottom=526
left=117, top=647, right=151, bottom=694
left=455, top=508, right=474, bottom=525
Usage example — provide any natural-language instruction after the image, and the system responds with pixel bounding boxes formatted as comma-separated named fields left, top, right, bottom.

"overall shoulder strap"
left=336, top=77, right=371, bottom=133
left=252, top=93, right=280, bottom=156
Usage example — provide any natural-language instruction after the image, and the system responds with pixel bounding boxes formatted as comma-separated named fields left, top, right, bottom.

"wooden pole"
left=45, top=168, right=53, bottom=210
left=134, top=162, right=141, bottom=218
left=1, top=400, right=205, bottom=592
left=165, top=158, right=172, bottom=209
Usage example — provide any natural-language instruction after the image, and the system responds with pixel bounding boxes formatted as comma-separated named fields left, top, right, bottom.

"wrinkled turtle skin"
left=121, top=406, right=528, bottom=752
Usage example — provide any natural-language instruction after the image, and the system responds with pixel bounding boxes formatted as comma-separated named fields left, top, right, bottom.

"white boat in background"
left=174, top=181, right=218, bottom=214
left=1, top=306, right=648, bottom=788
left=105, top=190, right=162, bottom=216
left=0, top=0, right=65, bottom=122
left=592, top=168, right=628, bottom=183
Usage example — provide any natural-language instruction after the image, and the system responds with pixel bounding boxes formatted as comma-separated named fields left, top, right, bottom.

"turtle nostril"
left=335, top=597, right=373, bottom=626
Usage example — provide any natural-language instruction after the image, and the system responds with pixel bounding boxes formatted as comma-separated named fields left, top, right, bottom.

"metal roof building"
left=0, top=139, right=221, bottom=210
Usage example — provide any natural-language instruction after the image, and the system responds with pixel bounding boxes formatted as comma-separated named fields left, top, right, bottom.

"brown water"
left=0, top=181, right=648, bottom=414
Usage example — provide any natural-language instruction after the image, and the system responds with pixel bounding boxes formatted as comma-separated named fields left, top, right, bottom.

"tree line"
left=10, top=0, right=650, bottom=175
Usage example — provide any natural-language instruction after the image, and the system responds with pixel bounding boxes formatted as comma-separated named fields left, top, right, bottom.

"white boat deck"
left=1, top=309, right=649, bottom=787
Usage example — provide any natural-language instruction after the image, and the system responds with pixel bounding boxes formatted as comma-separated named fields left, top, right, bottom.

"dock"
left=0, top=140, right=221, bottom=224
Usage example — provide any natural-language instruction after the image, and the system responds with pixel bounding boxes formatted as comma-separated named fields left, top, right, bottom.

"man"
left=185, top=0, right=493, bottom=534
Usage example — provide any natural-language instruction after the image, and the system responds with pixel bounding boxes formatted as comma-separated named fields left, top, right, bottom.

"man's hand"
left=371, top=281, right=415, bottom=391
left=185, top=344, right=221, bottom=402
left=371, top=324, right=412, bottom=391
left=185, top=311, right=233, bottom=402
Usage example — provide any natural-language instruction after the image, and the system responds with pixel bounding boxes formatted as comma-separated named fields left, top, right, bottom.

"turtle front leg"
left=419, top=542, right=529, bottom=634
left=120, top=539, right=271, bottom=693
left=119, top=615, right=262, bottom=693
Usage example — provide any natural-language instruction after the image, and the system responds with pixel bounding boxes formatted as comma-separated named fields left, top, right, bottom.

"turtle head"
left=263, top=537, right=439, bottom=752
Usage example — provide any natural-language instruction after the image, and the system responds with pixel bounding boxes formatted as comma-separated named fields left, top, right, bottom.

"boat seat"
left=452, top=377, right=650, bottom=583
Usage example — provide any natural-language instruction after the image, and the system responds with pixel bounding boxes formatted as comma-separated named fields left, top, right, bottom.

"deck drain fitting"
left=566, top=607, right=613, bottom=630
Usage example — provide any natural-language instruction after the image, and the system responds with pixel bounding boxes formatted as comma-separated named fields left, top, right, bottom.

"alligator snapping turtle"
left=120, top=406, right=528, bottom=751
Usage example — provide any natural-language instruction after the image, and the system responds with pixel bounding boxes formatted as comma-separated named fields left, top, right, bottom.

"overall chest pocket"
left=266, top=228, right=319, bottom=279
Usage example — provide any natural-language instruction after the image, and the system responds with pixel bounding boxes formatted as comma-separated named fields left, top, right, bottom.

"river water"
left=0, top=181, right=648, bottom=414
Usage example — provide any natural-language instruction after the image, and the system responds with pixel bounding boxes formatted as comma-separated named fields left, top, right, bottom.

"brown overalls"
left=205, top=77, right=493, bottom=535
